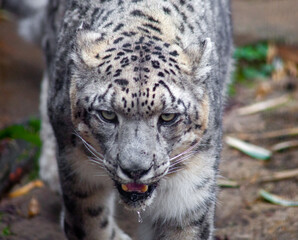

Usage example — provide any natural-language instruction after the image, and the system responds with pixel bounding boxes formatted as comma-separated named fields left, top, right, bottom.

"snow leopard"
left=2, top=0, right=233, bottom=239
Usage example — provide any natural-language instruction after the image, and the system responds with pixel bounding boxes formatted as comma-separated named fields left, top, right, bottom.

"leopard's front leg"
left=140, top=165, right=217, bottom=240
left=151, top=204, right=215, bottom=240
left=58, top=153, right=131, bottom=240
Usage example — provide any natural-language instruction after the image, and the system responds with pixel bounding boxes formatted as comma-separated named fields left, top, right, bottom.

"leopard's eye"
left=159, top=113, right=179, bottom=125
left=99, top=110, right=118, bottom=123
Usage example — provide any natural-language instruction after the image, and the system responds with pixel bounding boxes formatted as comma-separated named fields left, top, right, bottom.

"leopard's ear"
left=183, top=38, right=214, bottom=84
left=72, top=30, right=109, bottom=67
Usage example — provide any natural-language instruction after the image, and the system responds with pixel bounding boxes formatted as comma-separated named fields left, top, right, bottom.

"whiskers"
left=73, top=130, right=105, bottom=172
left=166, top=142, right=202, bottom=175
left=88, top=156, right=105, bottom=169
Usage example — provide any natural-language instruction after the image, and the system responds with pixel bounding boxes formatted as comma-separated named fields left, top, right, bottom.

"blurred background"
left=0, top=0, right=297, bottom=239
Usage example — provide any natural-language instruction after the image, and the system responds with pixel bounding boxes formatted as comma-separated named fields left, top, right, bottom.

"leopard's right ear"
left=183, top=38, right=214, bottom=84
left=72, top=30, right=109, bottom=67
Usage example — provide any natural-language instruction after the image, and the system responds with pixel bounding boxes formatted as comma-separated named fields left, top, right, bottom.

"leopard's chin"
left=115, top=181, right=158, bottom=209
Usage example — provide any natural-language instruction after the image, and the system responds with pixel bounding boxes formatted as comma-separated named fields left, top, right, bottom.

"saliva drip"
left=137, top=210, right=143, bottom=223
left=136, top=207, right=146, bottom=223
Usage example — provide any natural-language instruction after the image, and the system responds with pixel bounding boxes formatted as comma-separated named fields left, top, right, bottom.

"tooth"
left=141, top=185, right=148, bottom=193
left=121, top=184, right=128, bottom=192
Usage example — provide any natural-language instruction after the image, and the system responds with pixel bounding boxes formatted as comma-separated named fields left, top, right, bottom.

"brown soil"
left=0, top=4, right=298, bottom=239
left=216, top=82, right=298, bottom=240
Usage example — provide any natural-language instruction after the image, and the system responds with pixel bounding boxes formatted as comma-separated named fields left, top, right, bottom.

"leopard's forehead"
left=101, top=39, right=180, bottom=82
left=73, top=34, right=197, bottom=117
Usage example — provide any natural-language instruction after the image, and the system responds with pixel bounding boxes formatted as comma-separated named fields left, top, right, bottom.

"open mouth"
left=115, top=182, right=158, bottom=205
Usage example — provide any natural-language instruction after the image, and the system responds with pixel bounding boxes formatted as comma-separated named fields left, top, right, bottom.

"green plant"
left=1, top=226, right=12, bottom=236
left=0, top=118, right=41, bottom=180
left=0, top=118, right=41, bottom=147
left=229, top=42, right=275, bottom=96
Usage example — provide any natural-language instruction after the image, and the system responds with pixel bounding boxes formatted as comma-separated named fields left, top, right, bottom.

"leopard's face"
left=69, top=32, right=211, bottom=209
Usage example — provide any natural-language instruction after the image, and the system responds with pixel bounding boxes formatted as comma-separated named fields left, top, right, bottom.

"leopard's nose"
left=120, top=165, right=152, bottom=180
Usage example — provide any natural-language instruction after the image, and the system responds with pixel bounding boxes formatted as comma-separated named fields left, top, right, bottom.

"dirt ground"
left=1, top=1, right=298, bottom=240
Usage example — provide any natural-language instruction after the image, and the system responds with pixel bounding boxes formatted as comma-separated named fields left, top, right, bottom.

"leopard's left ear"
left=183, top=38, right=214, bottom=83
left=72, top=30, right=109, bottom=67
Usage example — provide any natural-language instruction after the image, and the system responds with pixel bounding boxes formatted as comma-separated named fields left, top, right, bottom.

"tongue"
left=127, top=183, right=144, bottom=191
left=122, top=183, right=148, bottom=193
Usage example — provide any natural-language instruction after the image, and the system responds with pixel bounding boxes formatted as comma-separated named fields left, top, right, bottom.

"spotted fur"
left=7, top=0, right=233, bottom=239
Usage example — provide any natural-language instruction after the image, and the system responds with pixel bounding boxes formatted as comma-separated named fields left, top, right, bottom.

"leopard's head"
left=69, top=31, right=213, bottom=209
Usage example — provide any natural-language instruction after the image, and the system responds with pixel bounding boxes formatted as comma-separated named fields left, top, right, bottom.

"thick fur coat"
left=2, top=0, right=233, bottom=239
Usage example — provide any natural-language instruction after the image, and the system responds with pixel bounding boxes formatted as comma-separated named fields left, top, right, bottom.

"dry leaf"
left=28, top=197, right=40, bottom=217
